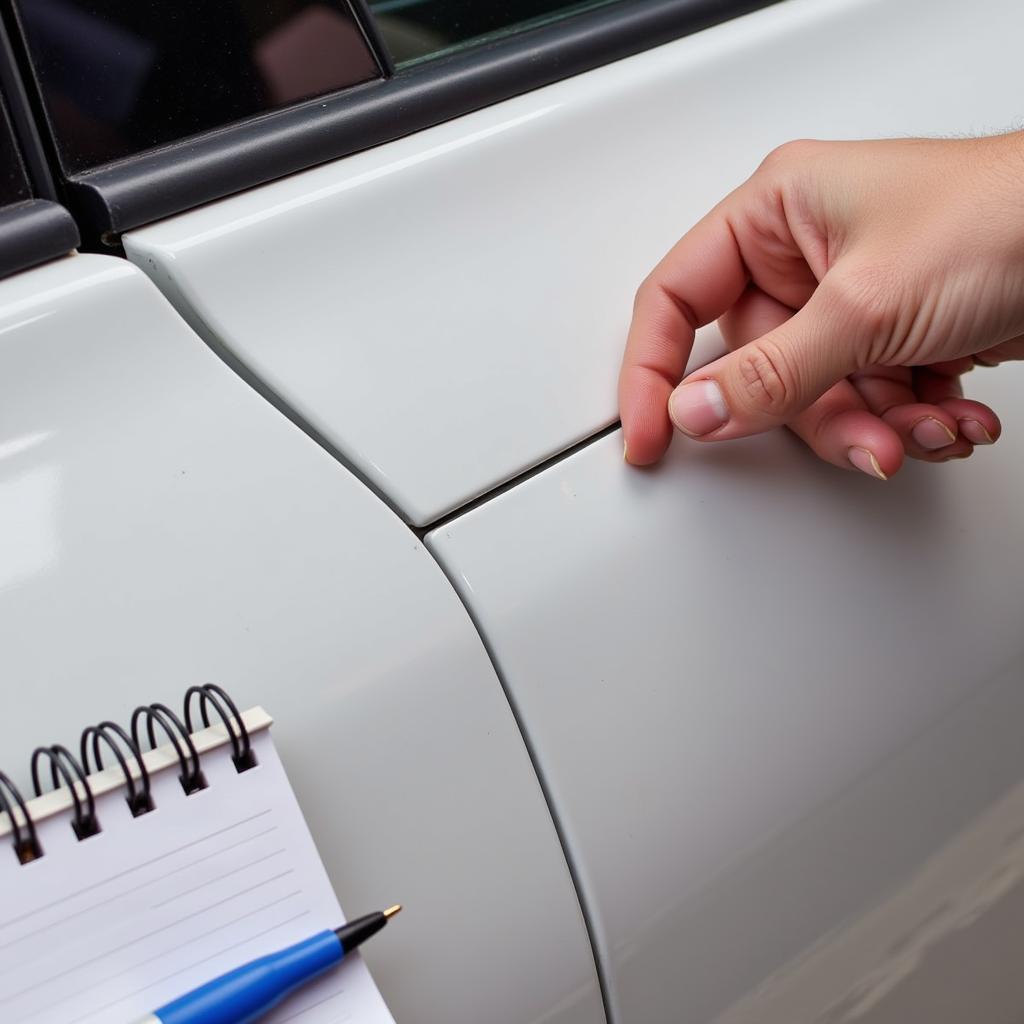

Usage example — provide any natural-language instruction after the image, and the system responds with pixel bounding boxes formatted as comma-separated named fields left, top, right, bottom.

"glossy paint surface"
left=0, top=255, right=603, bottom=1024
left=427, top=362, right=1024, bottom=1024
left=126, top=0, right=1024, bottom=525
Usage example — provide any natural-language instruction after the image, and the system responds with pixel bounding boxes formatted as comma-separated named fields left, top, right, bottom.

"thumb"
left=667, top=285, right=862, bottom=441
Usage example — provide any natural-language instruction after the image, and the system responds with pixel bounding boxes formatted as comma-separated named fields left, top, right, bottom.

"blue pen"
left=134, top=905, right=401, bottom=1024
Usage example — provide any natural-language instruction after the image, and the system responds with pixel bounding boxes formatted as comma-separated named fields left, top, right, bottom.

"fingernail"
left=669, top=380, right=728, bottom=437
left=623, top=440, right=631, bottom=463
left=958, top=418, right=994, bottom=444
left=911, top=417, right=957, bottom=450
left=848, top=446, right=888, bottom=480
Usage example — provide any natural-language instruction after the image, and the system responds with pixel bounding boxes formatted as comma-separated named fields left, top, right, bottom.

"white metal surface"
left=0, top=255, right=603, bottom=1024
left=426, top=362, right=1024, bottom=1024
left=125, top=0, right=1024, bottom=525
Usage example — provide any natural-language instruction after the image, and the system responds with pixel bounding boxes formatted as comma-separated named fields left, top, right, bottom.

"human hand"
left=619, top=134, right=1024, bottom=477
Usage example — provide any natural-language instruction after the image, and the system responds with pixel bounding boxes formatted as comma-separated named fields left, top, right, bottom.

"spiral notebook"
left=0, top=686, right=396, bottom=1024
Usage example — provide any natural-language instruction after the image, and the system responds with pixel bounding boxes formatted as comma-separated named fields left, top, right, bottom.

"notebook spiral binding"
left=0, top=683, right=257, bottom=866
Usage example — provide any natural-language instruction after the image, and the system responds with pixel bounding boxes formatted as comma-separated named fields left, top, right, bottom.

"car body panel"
left=6, top=0, right=1024, bottom=1020
left=126, top=0, right=1024, bottom=525
left=426, top=358, right=1024, bottom=1023
left=0, top=254, right=604, bottom=1024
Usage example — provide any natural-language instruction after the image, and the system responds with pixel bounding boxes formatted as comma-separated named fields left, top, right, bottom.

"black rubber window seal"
left=59, top=0, right=780, bottom=242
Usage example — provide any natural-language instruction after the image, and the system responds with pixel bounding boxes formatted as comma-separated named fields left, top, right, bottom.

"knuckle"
left=736, top=340, right=796, bottom=414
left=633, top=274, right=658, bottom=313
left=757, top=138, right=820, bottom=176
left=633, top=274, right=698, bottom=331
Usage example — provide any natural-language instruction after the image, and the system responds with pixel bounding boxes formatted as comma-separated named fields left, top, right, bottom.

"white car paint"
left=0, top=254, right=603, bottom=1024
left=6, top=0, right=1024, bottom=1021
left=426, top=361, right=1024, bottom=1024
left=126, top=0, right=1024, bottom=525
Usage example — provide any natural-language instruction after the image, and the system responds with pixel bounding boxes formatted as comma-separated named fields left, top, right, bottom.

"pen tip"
left=383, top=904, right=402, bottom=919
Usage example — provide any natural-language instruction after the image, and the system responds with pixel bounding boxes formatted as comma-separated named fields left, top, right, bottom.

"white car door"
left=0, top=252, right=603, bottom=1024
left=0, top=27, right=601, bottom=1021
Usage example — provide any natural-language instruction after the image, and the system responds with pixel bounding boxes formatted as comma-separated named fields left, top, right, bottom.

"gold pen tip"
left=383, top=904, right=402, bottom=919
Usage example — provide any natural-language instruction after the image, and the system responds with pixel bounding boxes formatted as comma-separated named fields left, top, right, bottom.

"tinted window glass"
left=370, top=0, right=620, bottom=65
left=0, top=97, right=31, bottom=206
left=14, top=0, right=381, bottom=173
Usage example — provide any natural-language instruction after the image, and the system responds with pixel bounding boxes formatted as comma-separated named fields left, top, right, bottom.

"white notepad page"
left=0, top=711, right=396, bottom=1024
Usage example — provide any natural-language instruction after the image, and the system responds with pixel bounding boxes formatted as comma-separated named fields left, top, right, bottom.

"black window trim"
left=0, top=12, right=53, bottom=201
left=41, top=0, right=781, bottom=242
left=0, top=18, right=78, bottom=280
left=0, top=197, right=79, bottom=278
left=9, top=0, right=388, bottom=180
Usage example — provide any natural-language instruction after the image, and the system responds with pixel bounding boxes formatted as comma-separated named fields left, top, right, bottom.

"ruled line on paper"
left=0, top=869, right=297, bottom=1006
left=65, top=910, right=313, bottom=1024
left=0, top=824, right=280, bottom=956
left=38, top=895, right=308, bottom=1022
left=0, top=726, right=396, bottom=1024
left=151, top=847, right=286, bottom=908
left=0, top=808, right=274, bottom=933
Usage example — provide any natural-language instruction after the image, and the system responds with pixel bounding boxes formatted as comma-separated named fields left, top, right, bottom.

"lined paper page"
left=0, top=727, right=395, bottom=1024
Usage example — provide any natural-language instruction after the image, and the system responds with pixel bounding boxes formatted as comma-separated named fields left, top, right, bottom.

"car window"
left=12, top=0, right=381, bottom=173
left=370, top=0, right=621, bottom=64
left=5, top=0, right=777, bottom=239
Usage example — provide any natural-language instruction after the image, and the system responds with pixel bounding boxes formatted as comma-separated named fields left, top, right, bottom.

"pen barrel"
left=151, top=930, right=342, bottom=1024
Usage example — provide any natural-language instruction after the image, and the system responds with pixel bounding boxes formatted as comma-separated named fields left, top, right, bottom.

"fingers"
left=971, top=334, right=1024, bottom=367
left=789, top=386, right=905, bottom=479
left=851, top=366, right=1001, bottom=460
left=913, top=367, right=1001, bottom=446
left=924, top=356, right=975, bottom=377
left=883, top=403, right=972, bottom=461
left=720, top=287, right=903, bottom=477
left=622, top=133, right=1024, bottom=469
left=938, top=400, right=999, bottom=447
left=849, top=367, right=965, bottom=460
left=620, top=201, right=750, bottom=464
left=911, top=366, right=964, bottom=402
left=667, top=280, right=863, bottom=441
